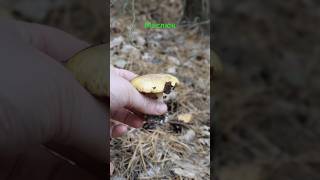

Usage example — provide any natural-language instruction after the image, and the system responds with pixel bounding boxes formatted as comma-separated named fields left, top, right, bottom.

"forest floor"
left=214, top=0, right=320, bottom=179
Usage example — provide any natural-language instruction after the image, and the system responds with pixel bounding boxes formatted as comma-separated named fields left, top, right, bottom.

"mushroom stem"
left=155, top=93, right=164, bottom=102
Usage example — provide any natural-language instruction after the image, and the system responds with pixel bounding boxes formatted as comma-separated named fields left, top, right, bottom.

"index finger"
left=111, top=66, right=138, bottom=81
left=13, top=19, right=89, bottom=61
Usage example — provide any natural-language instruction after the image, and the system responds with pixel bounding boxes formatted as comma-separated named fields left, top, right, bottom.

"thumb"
left=126, top=86, right=168, bottom=115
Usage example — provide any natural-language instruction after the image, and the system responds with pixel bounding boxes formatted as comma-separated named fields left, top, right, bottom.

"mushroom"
left=130, top=74, right=179, bottom=128
left=130, top=73, right=179, bottom=102
left=65, top=44, right=108, bottom=98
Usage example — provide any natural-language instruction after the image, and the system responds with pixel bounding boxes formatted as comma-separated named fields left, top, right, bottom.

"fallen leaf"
left=177, top=113, right=193, bottom=123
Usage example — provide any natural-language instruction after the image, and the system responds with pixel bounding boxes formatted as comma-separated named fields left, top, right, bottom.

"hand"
left=110, top=66, right=168, bottom=137
left=0, top=18, right=106, bottom=179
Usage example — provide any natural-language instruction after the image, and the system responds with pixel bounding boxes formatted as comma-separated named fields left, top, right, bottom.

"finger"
left=13, top=19, right=90, bottom=61
left=110, top=120, right=124, bottom=138
left=126, top=86, right=168, bottom=115
left=126, top=109, right=145, bottom=120
left=111, top=124, right=128, bottom=138
left=109, top=120, right=120, bottom=137
left=111, top=108, right=144, bottom=128
left=112, top=67, right=138, bottom=81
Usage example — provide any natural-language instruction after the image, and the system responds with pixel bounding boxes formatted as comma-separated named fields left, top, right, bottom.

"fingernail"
left=156, top=104, right=167, bottom=114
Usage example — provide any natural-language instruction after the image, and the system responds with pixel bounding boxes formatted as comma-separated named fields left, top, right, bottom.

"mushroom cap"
left=131, top=74, right=179, bottom=93
left=65, top=44, right=108, bottom=97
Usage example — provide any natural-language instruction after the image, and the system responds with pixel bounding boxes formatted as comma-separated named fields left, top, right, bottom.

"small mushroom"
left=130, top=74, right=179, bottom=129
left=131, top=73, right=179, bottom=102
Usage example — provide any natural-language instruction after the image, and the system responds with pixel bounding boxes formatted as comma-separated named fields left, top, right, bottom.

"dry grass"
left=111, top=128, right=191, bottom=178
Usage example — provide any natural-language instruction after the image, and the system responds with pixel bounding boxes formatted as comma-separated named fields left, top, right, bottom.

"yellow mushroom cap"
left=131, top=74, right=179, bottom=93
left=65, top=44, right=108, bottom=97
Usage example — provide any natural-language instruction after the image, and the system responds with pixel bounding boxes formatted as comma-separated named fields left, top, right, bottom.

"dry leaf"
left=177, top=113, right=193, bottom=123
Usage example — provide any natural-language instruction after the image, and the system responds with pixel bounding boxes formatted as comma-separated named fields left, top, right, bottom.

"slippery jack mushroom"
left=131, top=74, right=179, bottom=129
left=65, top=44, right=108, bottom=98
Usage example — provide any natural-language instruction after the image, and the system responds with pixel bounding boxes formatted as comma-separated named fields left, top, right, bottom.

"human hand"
left=110, top=66, right=168, bottom=137
left=0, top=18, right=106, bottom=179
